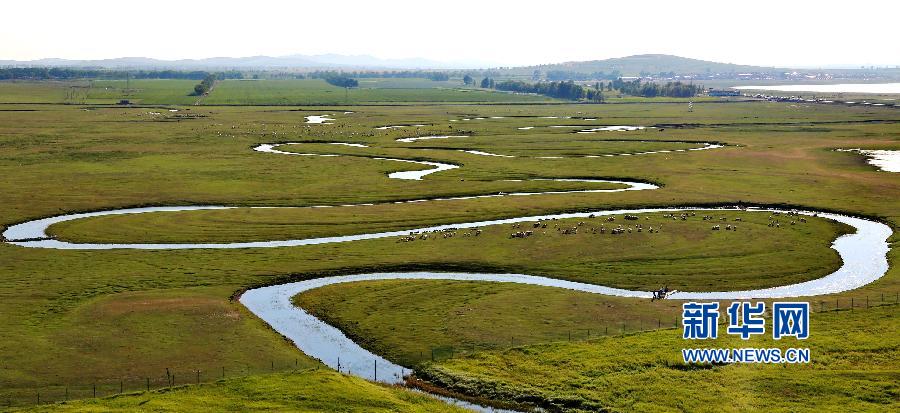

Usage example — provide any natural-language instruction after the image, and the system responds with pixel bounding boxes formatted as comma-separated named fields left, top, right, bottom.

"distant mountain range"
left=1, top=54, right=894, bottom=77
left=516, top=54, right=782, bottom=76
left=0, top=54, right=494, bottom=70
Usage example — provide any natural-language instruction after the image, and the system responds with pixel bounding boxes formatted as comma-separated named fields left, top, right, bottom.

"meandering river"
left=3, top=113, right=892, bottom=412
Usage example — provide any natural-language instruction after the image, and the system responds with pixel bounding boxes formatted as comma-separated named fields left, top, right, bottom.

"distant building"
left=708, top=89, right=741, bottom=97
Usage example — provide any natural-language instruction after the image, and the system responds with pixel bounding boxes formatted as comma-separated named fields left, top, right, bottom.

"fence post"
left=222, top=367, right=225, bottom=379
left=146, top=378, right=150, bottom=392
left=568, top=331, right=571, bottom=341
left=172, top=374, right=175, bottom=386
left=431, top=348, right=434, bottom=361
left=866, top=296, right=869, bottom=308
left=93, top=383, right=96, bottom=398
left=120, top=380, right=123, bottom=394
left=851, top=297, right=854, bottom=309
left=374, top=360, right=377, bottom=382
left=197, top=370, right=200, bottom=384
left=37, top=393, right=40, bottom=405
left=271, top=361, right=274, bottom=371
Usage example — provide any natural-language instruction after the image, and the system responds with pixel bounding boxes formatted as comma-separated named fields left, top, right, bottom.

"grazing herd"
left=396, top=210, right=814, bottom=244
left=397, top=228, right=482, bottom=242
left=767, top=210, right=809, bottom=228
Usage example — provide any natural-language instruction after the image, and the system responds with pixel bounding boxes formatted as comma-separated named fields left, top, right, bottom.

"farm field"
left=0, top=78, right=557, bottom=106
left=0, top=96, right=898, bottom=411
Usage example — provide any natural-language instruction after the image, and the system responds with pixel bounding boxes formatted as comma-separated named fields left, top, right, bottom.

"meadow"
left=0, top=78, right=555, bottom=106
left=0, top=92, right=897, bottom=411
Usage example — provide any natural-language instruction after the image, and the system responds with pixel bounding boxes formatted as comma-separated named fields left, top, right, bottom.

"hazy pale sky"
left=2, top=0, right=898, bottom=67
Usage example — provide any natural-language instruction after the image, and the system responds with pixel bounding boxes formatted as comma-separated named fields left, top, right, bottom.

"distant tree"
left=463, top=74, right=473, bottom=85
left=480, top=77, right=490, bottom=88
left=532, top=69, right=541, bottom=81
left=324, top=75, right=359, bottom=88
left=191, top=73, right=217, bottom=96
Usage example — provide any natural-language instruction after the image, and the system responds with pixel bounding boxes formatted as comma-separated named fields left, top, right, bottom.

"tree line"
left=610, top=79, right=702, bottom=97
left=191, top=73, right=217, bottom=96
left=487, top=78, right=701, bottom=100
left=492, top=79, right=604, bottom=101
left=323, top=75, right=359, bottom=88
left=306, top=70, right=451, bottom=81
left=0, top=67, right=244, bottom=81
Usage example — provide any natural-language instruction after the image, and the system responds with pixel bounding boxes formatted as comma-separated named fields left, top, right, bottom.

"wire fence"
left=1, top=358, right=308, bottom=409
left=4, top=292, right=898, bottom=409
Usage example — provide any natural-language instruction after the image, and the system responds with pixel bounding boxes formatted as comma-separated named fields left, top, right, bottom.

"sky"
left=2, top=0, right=898, bottom=68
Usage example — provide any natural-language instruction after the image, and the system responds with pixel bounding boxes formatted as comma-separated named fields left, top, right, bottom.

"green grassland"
left=53, top=212, right=851, bottom=291
left=0, top=77, right=726, bottom=106
left=15, top=370, right=467, bottom=412
left=0, top=78, right=554, bottom=105
left=417, top=304, right=899, bottom=412
left=86, top=80, right=201, bottom=105
left=0, top=98, right=898, bottom=410
left=0, top=81, right=87, bottom=103
left=201, top=79, right=555, bottom=105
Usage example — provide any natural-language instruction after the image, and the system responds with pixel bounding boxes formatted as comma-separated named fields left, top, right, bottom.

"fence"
left=1, top=358, right=307, bottom=409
